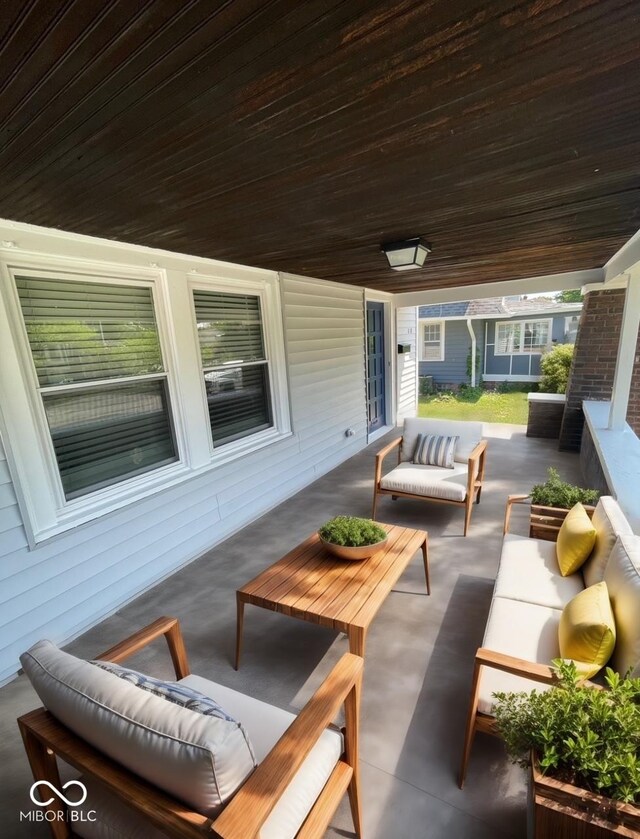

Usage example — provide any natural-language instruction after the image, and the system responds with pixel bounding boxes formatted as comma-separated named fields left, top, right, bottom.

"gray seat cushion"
left=20, top=641, right=255, bottom=817
left=604, top=533, right=640, bottom=677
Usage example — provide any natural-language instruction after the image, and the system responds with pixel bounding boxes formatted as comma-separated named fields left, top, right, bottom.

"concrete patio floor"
left=0, top=423, right=584, bottom=839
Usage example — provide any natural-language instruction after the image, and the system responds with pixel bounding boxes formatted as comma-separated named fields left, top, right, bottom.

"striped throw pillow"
left=412, top=434, right=459, bottom=468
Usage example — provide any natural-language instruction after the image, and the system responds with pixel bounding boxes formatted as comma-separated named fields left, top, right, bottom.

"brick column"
left=625, top=327, right=640, bottom=436
left=558, top=288, right=625, bottom=451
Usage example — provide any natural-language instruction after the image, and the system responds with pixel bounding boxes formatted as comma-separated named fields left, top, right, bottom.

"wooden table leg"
left=422, top=536, right=431, bottom=595
left=347, top=625, right=366, bottom=658
left=234, top=593, right=245, bottom=671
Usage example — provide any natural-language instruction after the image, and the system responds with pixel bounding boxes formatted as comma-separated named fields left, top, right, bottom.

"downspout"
left=484, top=321, right=488, bottom=381
left=466, top=318, right=476, bottom=387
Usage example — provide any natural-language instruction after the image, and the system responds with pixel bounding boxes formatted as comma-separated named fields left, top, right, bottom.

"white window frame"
left=494, top=318, right=553, bottom=355
left=188, top=273, right=291, bottom=467
left=0, top=256, right=191, bottom=544
left=419, top=319, right=445, bottom=362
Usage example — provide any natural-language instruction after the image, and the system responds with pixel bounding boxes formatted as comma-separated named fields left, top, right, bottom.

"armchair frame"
left=18, top=617, right=364, bottom=839
left=372, top=435, right=488, bottom=536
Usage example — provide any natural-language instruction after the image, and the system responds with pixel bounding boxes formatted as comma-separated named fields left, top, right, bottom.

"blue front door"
left=366, top=302, right=386, bottom=433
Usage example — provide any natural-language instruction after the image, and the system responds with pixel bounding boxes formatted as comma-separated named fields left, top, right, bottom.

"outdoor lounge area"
left=1, top=424, right=589, bottom=838
left=1, top=3, right=640, bottom=838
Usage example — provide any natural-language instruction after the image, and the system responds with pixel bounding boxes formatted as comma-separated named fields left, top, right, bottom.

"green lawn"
left=418, top=390, right=529, bottom=424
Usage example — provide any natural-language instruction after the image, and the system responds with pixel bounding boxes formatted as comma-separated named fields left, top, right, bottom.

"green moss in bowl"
left=318, top=516, right=387, bottom=547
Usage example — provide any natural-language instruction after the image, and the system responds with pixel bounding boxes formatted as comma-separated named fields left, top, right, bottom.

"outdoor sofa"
left=459, top=495, right=640, bottom=786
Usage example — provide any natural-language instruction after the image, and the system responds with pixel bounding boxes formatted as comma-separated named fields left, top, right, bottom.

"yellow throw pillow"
left=559, top=581, right=616, bottom=679
left=556, top=502, right=597, bottom=576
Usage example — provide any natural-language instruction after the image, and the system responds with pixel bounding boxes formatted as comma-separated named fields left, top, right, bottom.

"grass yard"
left=418, top=389, right=529, bottom=424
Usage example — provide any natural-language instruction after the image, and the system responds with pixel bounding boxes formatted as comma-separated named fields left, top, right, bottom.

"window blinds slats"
left=43, top=380, right=177, bottom=498
left=194, top=289, right=273, bottom=447
left=16, top=277, right=163, bottom=386
left=194, top=290, right=265, bottom=366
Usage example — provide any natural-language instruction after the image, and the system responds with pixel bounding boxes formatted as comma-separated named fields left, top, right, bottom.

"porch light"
left=381, top=238, right=431, bottom=271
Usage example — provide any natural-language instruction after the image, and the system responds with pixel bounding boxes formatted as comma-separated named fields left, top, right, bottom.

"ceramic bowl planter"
left=319, top=534, right=388, bottom=561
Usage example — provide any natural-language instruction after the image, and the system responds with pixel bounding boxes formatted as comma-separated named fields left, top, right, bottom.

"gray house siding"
left=484, top=313, right=576, bottom=379
left=419, top=319, right=485, bottom=386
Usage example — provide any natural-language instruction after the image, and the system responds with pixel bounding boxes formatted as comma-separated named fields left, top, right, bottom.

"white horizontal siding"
left=0, top=273, right=368, bottom=684
left=397, top=307, right=418, bottom=422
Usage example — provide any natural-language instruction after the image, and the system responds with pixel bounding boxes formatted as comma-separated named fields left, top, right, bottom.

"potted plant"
left=493, top=661, right=640, bottom=838
left=318, top=515, right=388, bottom=561
left=528, top=468, right=599, bottom=540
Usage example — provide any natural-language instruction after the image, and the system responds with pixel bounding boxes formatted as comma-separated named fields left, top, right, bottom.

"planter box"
left=530, top=759, right=640, bottom=838
left=529, top=504, right=595, bottom=542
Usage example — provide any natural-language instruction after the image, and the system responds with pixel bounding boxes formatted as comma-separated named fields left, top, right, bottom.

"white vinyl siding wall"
left=396, top=307, right=418, bottom=421
left=0, top=254, right=367, bottom=684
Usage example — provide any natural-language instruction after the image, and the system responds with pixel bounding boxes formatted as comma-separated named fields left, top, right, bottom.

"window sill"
left=29, top=429, right=294, bottom=546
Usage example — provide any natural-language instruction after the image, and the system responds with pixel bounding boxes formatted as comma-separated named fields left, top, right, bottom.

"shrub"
left=496, top=381, right=538, bottom=394
left=493, top=660, right=640, bottom=804
left=318, top=516, right=387, bottom=547
left=530, top=467, right=599, bottom=508
left=457, top=384, right=483, bottom=402
left=539, top=344, right=575, bottom=394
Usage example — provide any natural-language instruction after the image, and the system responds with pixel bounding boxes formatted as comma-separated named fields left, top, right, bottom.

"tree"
left=554, top=289, right=583, bottom=303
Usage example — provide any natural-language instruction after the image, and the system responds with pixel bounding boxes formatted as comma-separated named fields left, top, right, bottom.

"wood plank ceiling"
left=0, top=0, right=638, bottom=293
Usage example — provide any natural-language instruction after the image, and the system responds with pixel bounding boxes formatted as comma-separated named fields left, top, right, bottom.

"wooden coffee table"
left=235, top=523, right=429, bottom=667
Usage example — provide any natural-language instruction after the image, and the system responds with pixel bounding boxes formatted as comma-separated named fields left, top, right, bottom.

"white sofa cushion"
left=478, top=596, right=561, bottom=715
left=401, top=417, right=482, bottom=463
left=582, top=496, right=633, bottom=588
left=380, top=461, right=469, bottom=501
left=604, top=534, right=640, bottom=678
left=20, top=641, right=255, bottom=817
left=181, top=674, right=343, bottom=839
left=493, top=533, right=584, bottom=610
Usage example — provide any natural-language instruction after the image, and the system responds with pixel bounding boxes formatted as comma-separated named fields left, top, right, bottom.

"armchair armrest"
left=96, top=616, right=190, bottom=679
left=466, top=439, right=488, bottom=499
left=374, top=435, right=403, bottom=485
left=212, top=653, right=364, bottom=839
left=503, top=494, right=531, bottom=535
left=467, top=439, right=487, bottom=465
left=475, top=647, right=558, bottom=685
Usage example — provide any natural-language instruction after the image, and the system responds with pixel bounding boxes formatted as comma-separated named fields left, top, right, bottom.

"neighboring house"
left=418, top=296, right=582, bottom=387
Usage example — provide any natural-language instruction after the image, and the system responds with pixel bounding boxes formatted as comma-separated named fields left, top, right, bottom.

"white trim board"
left=394, top=269, right=603, bottom=308
left=482, top=374, right=542, bottom=382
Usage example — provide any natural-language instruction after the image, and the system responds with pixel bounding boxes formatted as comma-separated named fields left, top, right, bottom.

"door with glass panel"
left=366, top=302, right=386, bottom=434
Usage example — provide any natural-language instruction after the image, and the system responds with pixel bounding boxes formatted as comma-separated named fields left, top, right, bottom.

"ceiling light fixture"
left=381, top=237, right=431, bottom=271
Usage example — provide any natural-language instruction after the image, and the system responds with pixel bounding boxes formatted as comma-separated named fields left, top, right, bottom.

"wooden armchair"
left=372, top=420, right=488, bottom=536
left=18, top=617, right=364, bottom=839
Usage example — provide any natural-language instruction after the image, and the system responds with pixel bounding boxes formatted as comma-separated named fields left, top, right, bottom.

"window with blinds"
left=496, top=320, right=551, bottom=354
left=193, top=290, right=273, bottom=447
left=16, top=276, right=178, bottom=499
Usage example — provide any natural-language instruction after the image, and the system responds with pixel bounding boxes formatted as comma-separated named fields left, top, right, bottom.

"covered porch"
left=1, top=423, right=583, bottom=838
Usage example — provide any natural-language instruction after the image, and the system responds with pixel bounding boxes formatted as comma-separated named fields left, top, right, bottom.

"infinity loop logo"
left=29, top=780, right=88, bottom=807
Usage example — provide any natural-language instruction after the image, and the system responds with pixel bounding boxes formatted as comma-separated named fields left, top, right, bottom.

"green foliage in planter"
left=493, top=661, right=640, bottom=804
left=530, top=467, right=599, bottom=508
left=539, top=343, right=575, bottom=394
left=318, top=516, right=387, bottom=547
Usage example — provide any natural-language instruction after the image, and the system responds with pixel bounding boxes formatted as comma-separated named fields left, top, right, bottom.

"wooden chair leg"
left=18, top=722, right=71, bottom=839
left=459, top=659, right=482, bottom=789
left=344, top=670, right=363, bottom=839
left=464, top=496, right=473, bottom=536
left=372, top=487, right=379, bottom=519
left=476, top=485, right=482, bottom=504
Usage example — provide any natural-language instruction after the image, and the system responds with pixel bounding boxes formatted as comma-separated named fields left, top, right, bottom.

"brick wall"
left=626, top=327, right=640, bottom=436
left=559, top=288, right=625, bottom=451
